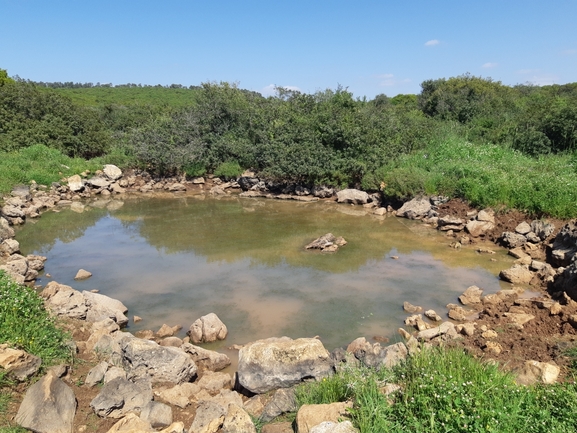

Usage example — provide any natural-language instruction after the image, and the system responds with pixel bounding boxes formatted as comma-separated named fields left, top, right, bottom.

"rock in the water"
left=90, top=377, right=153, bottom=418
left=237, top=337, right=333, bottom=394
left=396, top=197, right=431, bottom=220
left=499, top=265, right=534, bottom=284
left=83, top=290, right=129, bottom=326
left=15, top=371, right=76, bottom=433
left=458, top=285, right=483, bottom=305
left=336, top=189, right=369, bottom=205
left=121, top=338, right=197, bottom=384
left=187, top=313, right=228, bottom=344
left=296, top=402, right=353, bottom=433
left=403, top=302, right=422, bottom=313
left=75, top=269, right=92, bottom=280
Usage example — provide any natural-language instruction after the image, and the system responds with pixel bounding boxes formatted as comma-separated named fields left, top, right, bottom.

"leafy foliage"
left=0, top=271, right=71, bottom=364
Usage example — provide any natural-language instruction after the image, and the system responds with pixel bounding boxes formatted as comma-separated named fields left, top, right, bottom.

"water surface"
left=17, top=194, right=514, bottom=352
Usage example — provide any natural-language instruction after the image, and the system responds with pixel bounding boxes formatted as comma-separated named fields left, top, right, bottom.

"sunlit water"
left=16, top=194, right=515, bottom=356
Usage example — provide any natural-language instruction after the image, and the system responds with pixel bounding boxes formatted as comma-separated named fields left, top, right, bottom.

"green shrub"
left=183, top=161, right=207, bottom=178
left=0, top=271, right=71, bottom=364
left=214, top=160, right=243, bottom=179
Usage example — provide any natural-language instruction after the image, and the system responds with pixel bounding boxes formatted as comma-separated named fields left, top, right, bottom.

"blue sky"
left=1, top=0, right=576, bottom=98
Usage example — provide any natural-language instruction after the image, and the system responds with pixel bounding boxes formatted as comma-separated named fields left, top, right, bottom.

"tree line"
left=1, top=68, right=577, bottom=190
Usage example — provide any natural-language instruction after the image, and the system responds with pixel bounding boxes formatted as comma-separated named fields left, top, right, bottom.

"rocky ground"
left=2, top=166, right=577, bottom=432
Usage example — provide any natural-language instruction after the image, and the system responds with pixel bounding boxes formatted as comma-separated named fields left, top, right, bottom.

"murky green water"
left=16, top=194, right=514, bottom=353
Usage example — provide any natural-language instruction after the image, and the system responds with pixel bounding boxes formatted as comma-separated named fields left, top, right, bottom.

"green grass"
left=0, top=144, right=120, bottom=196
left=372, top=134, right=577, bottom=218
left=0, top=271, right=71, bottom=364
left=295, top=347, right=577, bottom=433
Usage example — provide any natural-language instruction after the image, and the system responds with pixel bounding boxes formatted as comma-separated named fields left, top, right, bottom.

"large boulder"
left=15, top=371, right=77, bottom=433
left=188, top=313, right=228, bottom=344
left=41, top=282, right=88, bottom=320
left=121, top=338, right=197, bottom=384
left=396, top=197, right=431, bottom=220
left=465, top=220, right=494, bottom=237
left=237, top=337, right=333, bottom=394
left=67, top=174, right=84, bottom=192
left=87, top=176, right=111, bottom=189
left=501, top=232, right=527, bottom=248
left=336, top=189, right=369, bottom=205
left=499, top=265, right=534, bottom=284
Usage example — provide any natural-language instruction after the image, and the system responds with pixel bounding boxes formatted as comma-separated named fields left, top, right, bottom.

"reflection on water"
left=16, top=195, right=515, bottom=351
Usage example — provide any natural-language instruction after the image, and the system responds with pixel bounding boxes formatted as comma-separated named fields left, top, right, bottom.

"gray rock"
left=197, top=371, right=233, bottom=395
left=121, top=337, right=197, bottom=384
left=1, top=204, right=25, bottom=219
left=311, top=186, right=334, bottom=198
left=87, top=176, right=111, bottom=189
left=346, top=338, right=407, bottom=369
left=396, top=197, right=431, bottom=220
left=222, top=403, right=257, bottom=433
left=41, top=282, right=88, bottom=320
left=75, top=269, right=92, bottom=280
left=181, top=343, right=231, bottom=372
left=260, top=388, right=297, bottom=422
left=237, top=337, right=333, bottom=394
left=85, top=361, right=109, bottom=387
left=531, top=220, right=555, bottom=241
left=515, top=221, right=532, bottom=235
left=437, top=215, right=465, bottom=231
left=67, top=175, right=84, bottom=192
left=501, top=232, right=527, bottom=248
left=238, top=177, right=260, bottom=191
left=140, top=401, right=173, bottom=428
left=188, top=313, right=228, bottom=344
left=188, top=400, right=226, bottom=433
left=15, top=372, right=76, bottom=433
left=0, top=217, right=15, bottom=242
left=465, top=220, right=494, bottom=237
left=0, top=344, right=41, bottom=381
left=310, top=421, right=357, bottom=433
left=551, top=221, right=577, bottom=266
left=103, top=164, right=123, bottom=181
left=499, top=265, right=534, bottom=284
left=459, top=285, right=483, bottom=305
left=90, top=377, right=152, bottom=418
left=104, top=366, right=126, bottom=383
left=336, top=189, right=370, bottom=205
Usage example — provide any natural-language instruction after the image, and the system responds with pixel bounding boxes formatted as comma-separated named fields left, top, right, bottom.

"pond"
left=16, top=194, right=514, bottom=355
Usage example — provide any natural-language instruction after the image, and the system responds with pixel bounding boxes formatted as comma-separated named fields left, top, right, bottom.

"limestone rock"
left=458, top=285, right=483, bottom=305
left=466, top=220, right=494, bottom=237
left=156, top=324, right=182, bottom=338
left=402, top=301, right=422, bottom=313
left=82, top=290, right=129, bottom=326
left=85, top=361, right=109, bottom=387
left=477, top=209, right=495, bottom=223
left=437, top=215, right=465, bottom=231
left=501, top=232, right=527, bottom=249
left=515, top=221, right=532, bottom=235
left=88, top=176, right=111, bottom=189
left=41, top=282, right=88, bottom=320
left=296, top=402, right=353, bottom=433
left=0, top=217, right=15, bottom=242
left=188, top=313, right=228, bottom=344
left=121, top=338, right=197, bottom=384
left=531, top=220, right=555, bottom=241
left=499, top=265, right=534, bottom=284
left=103, top=165, right=123, bottom=181
left=15, top=371, right=77, bottom=433
left=140, top=401, right=173, bottom=429
left=516, top=360, right=560, bottom=385
left=310, top=421, right=357, bottom=433
left=346, top=338, right=407, bottom=369
left=424, top=310, right=442, bottom=322
left=0, top=344, right=41, bottom=381
left=68, top=175, right=84, bottom=192
left=90, top=377, right=153, bottom=418
left=181, top=343, right=231, bottom=372
left=260, top=388, right=297, bottom=422
left=189, top=400, right=226, bottom=433
left=416, top=322, right=457, bottom=341
left=106, top=413, right=153, bottom=433
left=155, top=383, right=200, bottom=409
left=336, top=189, right=369, bottom=205
left=237, top=337, right=333, bottom=394
left=396, top=197, right=431, bottom=220
left=75, top=269, right=92, bottom=280
left=221, top=403, right=257, bottom=433
left=197, top=371, right=233, bottom=395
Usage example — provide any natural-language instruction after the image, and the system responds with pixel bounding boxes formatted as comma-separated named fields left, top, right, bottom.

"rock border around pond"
left=3, top=166, right=577, bottom=432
